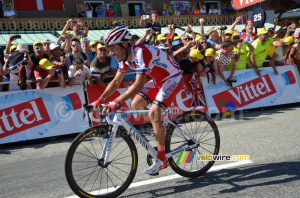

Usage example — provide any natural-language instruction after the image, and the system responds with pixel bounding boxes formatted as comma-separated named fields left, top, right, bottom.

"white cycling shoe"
left=144, top=159, right=169, bottom=175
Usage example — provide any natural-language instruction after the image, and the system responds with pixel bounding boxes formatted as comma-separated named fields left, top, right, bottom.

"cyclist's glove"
left=105, top=99, right=121, bottom=113
left=92, top=97, right=105, bottom=109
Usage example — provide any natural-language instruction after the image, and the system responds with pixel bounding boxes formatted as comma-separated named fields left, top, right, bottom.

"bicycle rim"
left=65, top=126, right=138, bottom=198
left=166, top=111, right=220, bottom=178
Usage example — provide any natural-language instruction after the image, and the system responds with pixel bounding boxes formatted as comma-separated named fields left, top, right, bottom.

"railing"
left=0, top=13, right=247, bottom=31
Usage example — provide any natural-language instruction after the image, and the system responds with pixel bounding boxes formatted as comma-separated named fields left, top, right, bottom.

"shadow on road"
left=121, top=161, right=300, bottom=197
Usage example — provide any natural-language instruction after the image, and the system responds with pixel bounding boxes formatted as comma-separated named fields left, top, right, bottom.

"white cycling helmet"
left=103, top=25, right=132, bottom=46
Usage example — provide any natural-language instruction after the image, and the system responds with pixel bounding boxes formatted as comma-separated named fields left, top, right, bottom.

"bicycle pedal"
left=149, top=172, right=159, bottom=176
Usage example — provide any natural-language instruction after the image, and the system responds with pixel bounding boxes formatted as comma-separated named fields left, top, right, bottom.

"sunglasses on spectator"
left=35, top=47, right=43, bottom=50
left=72, top=44, right=80, bottom=47
left=201, top=41, right=207, bottom=44
left=43, top=43, right=50, bottom=46
left=99, top=49, right=107, bottom=52
left=233, top=37, right=240, bottom=40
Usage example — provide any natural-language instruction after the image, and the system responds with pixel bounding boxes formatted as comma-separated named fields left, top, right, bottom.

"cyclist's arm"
left=115, top=74, right=146, bottom=103
left=100, top=71, right=125, bottom=99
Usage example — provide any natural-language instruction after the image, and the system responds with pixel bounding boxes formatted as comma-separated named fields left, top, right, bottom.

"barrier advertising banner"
left=201, top=65, right=300, bottom=115
left=0, top=86, right=88, bottom=144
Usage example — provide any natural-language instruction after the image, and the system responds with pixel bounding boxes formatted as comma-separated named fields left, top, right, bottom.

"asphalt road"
left=0, top=104, right=299, bottom=198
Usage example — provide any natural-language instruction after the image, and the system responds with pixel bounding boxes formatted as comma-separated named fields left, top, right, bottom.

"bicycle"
left=65, top=105, right=220, bottom=198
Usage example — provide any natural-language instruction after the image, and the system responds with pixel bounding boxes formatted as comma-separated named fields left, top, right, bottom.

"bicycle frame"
left=99, top=109, right=199, bottom=166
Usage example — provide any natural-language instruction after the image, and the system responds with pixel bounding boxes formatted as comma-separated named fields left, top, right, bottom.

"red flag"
left=14, top=0, right=63, bottom=10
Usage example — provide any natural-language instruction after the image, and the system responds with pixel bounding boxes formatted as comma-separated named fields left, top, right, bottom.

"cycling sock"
left=157, top=145, right=166, bottom=161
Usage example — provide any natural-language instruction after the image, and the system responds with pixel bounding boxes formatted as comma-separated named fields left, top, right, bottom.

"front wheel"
left=65, top=125, right=138, bottom=198
left=166, top=111, right=220, bottom=178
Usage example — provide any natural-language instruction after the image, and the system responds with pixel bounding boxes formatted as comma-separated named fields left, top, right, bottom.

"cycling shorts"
left=138, top=75, right=184, bottom=109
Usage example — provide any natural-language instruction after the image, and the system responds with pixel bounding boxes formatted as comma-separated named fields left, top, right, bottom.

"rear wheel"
left=65, top=125, right=138, bottom=198
left=166, top=111, right=220, bottom=178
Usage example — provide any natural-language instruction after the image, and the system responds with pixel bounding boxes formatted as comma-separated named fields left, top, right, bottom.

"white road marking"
left=65, top=160, right=253, bottom=198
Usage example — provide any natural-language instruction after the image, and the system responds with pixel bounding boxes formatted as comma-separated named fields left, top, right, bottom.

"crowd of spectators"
left=0, top=11, right=299, bottom=95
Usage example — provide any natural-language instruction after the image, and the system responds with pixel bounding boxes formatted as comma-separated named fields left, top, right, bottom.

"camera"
left=71, top=20, right=77, bottom=25
left=10, top=35, right=21, bottom=41
left=54, top=69, right=62, bottom=76
left=168, top=39, right=172, bottom=43
left=142, top=15, right=150, bottom=20
left=227, top=78, right=237, bottom=88
left=220, top=26, right=227, bottom=31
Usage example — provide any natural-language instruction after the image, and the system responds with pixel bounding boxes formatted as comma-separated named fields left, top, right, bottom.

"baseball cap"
left=189, top=49, right=204, bottom=60
left=16, top=43, right=28, bottom=51
left=172, top=40, right=183, bottom=47
left=10, top=44, right=18, bottom=52
left=71, top=37, right=80, bottom=42
left=173, top=36, right=181, bottom=41
left=33, top=41, right=42, bottom=48
left=241, top=28, right=246, bottom=33
left=225, top=30, right=234, bottom=35
left=156, top=34, right=166, bottom=41
left=232, top=33, right=240, bottom=39
left=195, top=34, right=202, bottom=42
left=39, top=58, right=54, bottom=70
left=284, top=36, right=295, bottom=45
left=207, top=27, right=219, bottom=35
left=89, top=40, right=98, bottom=46
left=81, top=37, right=90, bottom=43
left=205, top=48, right=218, bottom=57
left=42, top=39, right=51, bottom=44
left=157, top=44, right=166, bottom=50
left=97, top=43, right=106, bottom=49
left=257, top=28, right=268, bottom=36
left=50, top=43, right=60, bottom=51
left=293, top=28, right=300, bottom=38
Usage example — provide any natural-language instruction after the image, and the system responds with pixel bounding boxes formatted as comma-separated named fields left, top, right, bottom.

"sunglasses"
left=99, top=49, right=107, bottom=52
left=35, top=47, right=43, bottom=50
left=72, top=44, right=80, bottom=47
left=233, top=37, right=240, bottom=40
left=43, top=43, right=50, bottom=46
left=201, top=41, right=207, bottom=44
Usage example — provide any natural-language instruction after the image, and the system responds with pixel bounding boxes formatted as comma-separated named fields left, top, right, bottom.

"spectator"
left=207, top=27, right=222, bottom=50
left=197, top=48, right=218, bottom=84
left=162, top=9, right=167, bottom=16
left=4, top=35, right=21, bottom=61
left=145, top=6, right=151, bottom=15
left=270, top=36, right=295, bottom=74
left=68, top=57, right=92, bottom=87
left=180, top=7, right=185, bottom=15
left=156, top=34, right=166, bottom=45
left=170, top=40, right=191, bottom=63
left=200, top=6, right=207, bottom=14
left=61, top=19, right=88, bottom=39
left=225, top=30, right=234, bottom=41
left=208, top=6, right=214, bottom=14
left=175, top=8, right=180, bottom=15
left=215, top=41, right=236, bottom=86
left=250, top=28, right=284, bottom=76
left=4, top=6, right=16, bottom=18
left=65, top=37, right=91, bottom=68
left=228, top=33, right=254, bottom=71
left=90, top=44, right=117, bottom=88
left=140, top=9, right=145, bottom=16
left=106, top=6, right=115, bottom=17
left=77, top=7, right=86, bottom=18
left=89, top=40, right=98, bottom=60
left=81, top=38, right=90, bottom=59
left=193, top=7, right=200, bottom=15
left=111, top=0, right=120, bottom=17
left=214, top=6, right=221, bottom=14
left=95, top=4, right=105, bottom=17
left=231, top=18, right=257, bottom=43
left=179, top=49, right=203, bottom=94
left=290, top=29, right=300, bottom=70
left=3, top=44, right=33, bottom=91
left=169, top=6, right=175, bottom=16
left=140, top=11, right=161, bottom=35
left=50, top=43, right=68, bottom=79
left=34, top=58, right=66, bottom=89
left=42, top=39, right=51, bottom=57
left=223, top=4, right=229, bottom=14
left=86, top=3, right=93, bottom=18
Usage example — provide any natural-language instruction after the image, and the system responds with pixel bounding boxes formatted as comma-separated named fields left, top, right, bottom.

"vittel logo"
left=0, top=98, right=50, bottom=139
left=213, top=75, right=276, bottom=111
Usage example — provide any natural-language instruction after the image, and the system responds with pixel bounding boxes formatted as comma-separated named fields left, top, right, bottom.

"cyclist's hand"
left=92, top=97, right=105, bottom=109
left=102, top=99, right=121, bottom=114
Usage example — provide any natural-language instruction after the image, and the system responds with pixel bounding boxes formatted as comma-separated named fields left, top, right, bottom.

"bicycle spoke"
left=110, top=147, right=130, bottom=162
left=198, top=129, right=214, bottom=143
left=90, top=167, right=101, bottom=192
left=79, top=142, right=98, bottom=160
left=75, top=151, right=97, bottom=160
left=89, top=138, right=98, bottom=161
left=98, top=168, right=103, bottom=195
left=107, top=166, right=125, bottom=184
left=110, top=163, right=131, bottom=174
left=200, top=136, right=216, bottom=144
left=76, top=166, right=100, bottom=182
left=199, top=145, right=214, bottom=154
left=111, top=154, right=132, bottom=163
left=73, top=164, right=98, bottom=173
left=82, top=165, right=99, bottom=189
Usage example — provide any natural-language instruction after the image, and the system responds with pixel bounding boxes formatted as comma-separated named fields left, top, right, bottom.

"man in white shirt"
left=4, top=6, right=16, bottom=18
left=200, top=6, right=207, bottom=14
left=68, top=57, right=93, bottom=87
left=208, top=6, right=215, bottom=14
left=214, top=6, right=221, bottom=14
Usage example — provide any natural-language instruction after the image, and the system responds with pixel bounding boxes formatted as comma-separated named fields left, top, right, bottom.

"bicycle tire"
left=65, top=125, right=138, bottom=198
left=166, top=111, right=220, bottom=178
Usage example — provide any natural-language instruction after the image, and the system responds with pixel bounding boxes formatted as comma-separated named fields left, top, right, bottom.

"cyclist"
left=92, top=25, right=184, bottom=175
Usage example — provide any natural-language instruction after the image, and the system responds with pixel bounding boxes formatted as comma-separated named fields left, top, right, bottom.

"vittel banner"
left=201, top=65, right=300, bottom=115
left=0, top=86, right=89, bottom=144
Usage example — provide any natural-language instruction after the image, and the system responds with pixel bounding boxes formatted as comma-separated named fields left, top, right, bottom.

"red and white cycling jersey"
left=118, top=44, right=182, bottom=88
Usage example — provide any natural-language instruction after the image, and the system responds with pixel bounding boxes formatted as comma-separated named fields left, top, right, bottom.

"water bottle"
left=0, top=90, right=82, bottom=143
